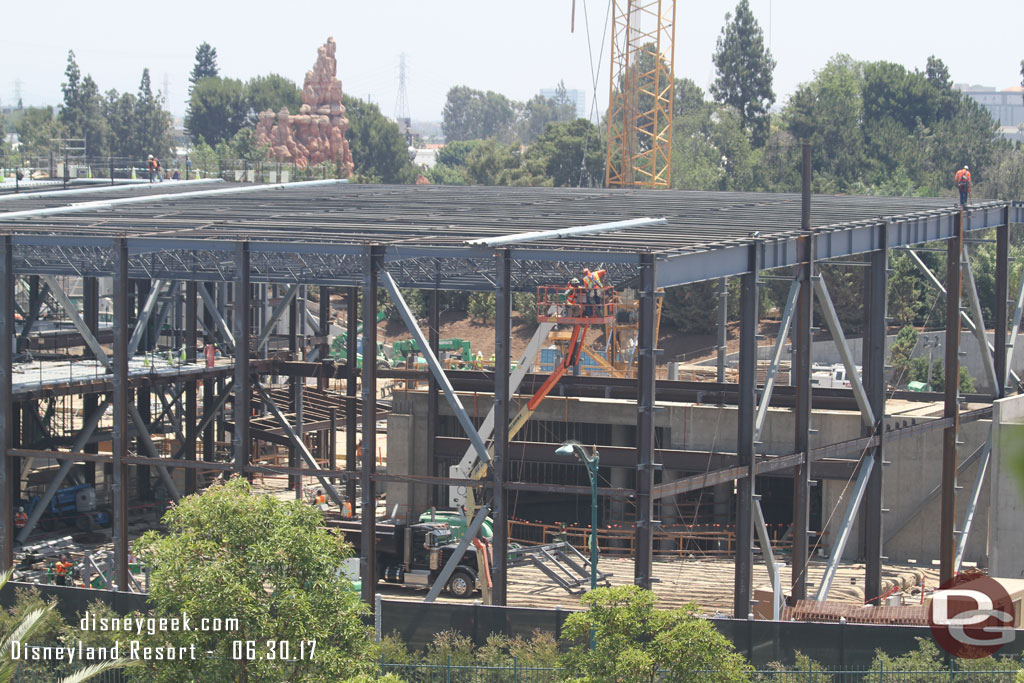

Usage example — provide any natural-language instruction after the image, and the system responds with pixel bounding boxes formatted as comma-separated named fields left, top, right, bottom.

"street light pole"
left=556, top=441, right=600, bottom=591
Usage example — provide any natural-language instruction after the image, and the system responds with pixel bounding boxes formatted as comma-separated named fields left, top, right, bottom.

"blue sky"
left=4, top=1, right=1022, bottom=121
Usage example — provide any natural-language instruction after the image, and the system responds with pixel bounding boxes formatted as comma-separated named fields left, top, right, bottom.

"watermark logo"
left=928, top=573, right=1016, bottom=658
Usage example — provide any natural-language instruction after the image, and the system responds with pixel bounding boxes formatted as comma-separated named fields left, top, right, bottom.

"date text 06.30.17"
left=230, top=640, right=316, bottom=661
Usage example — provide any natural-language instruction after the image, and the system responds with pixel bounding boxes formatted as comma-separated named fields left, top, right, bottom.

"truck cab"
left=810, top=363, right=859, bottom=389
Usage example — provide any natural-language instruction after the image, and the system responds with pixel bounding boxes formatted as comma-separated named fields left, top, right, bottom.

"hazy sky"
left=5, top=1, right=1023, bottom=122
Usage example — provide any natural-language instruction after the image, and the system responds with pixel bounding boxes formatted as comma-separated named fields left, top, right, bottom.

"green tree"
left=103, top=90, right=138, bottom=158
left=468, top=292, right=496, bottom=323
left=134, top=477, right=373, bottom=682
left=189, top=42, right=219, bottom=91
left=245, top=74, right=302, bottom=124
left=517, top=82, right=577, bottom=144
left=342, top=94, right=418, bottom=183
left=185, top=77, right=247, bottom=145
left=524, top=118, right=604, bottom=187
left=134, top=69, right=172, bottom=160
left=888, top=325, right=919, bottom=387
left=13, top=107, right=60, bottom=157
left=59, top=51, right=109, bottom=156
left=711, top=0, right=776, bottom=147
left=561, top=585, right=752, bottom=682
left=441, top=86, right=517, bottom=143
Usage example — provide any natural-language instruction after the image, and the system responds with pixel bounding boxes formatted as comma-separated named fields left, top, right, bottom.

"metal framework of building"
left=0, top=179, right=1021, bottom=614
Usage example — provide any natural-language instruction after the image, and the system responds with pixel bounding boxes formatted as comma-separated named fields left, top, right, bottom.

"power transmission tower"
left=394, top=53, right=410, bottom=122
left=605, top=0, right=676, bottom=189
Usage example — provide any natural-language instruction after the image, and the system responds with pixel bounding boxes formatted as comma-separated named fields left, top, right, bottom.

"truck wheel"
left=446, top=569, right=475, bottom=598
left=76, top=515, right=95, bottom=533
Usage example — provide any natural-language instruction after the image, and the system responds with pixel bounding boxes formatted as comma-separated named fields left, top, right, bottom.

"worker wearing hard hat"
left=954, top=165, right=971, bottom=206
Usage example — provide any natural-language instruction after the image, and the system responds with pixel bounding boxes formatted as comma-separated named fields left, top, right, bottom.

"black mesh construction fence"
left=0, top=581, right=150, bottom=623
left=379, top=599, right=1024, bottom=668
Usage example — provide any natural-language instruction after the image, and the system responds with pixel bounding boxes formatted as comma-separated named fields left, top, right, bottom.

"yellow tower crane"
left=605, top=0, right=676, bottom=189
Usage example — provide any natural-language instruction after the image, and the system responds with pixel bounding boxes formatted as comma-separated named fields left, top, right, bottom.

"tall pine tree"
left=59, top=50, right=109, bottom=156
left=711, top=0, right=776, bottom=147
left=189, top=42, right=219, bottom=91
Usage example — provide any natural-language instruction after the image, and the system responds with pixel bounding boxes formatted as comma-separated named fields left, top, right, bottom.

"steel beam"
left=492, top=250, right=511, bottom=605
left=427, top=287, right=439, bottom=506
left=127, top=403, right=181, bottom=501
left=233, top=242, right=251, bottom=475
left=906, top=248, right=1020, bottom=386
left=940, top=214, right=963, bottom=586
left=716, top=278, right=728, bottom=383
left=815, top=457, right=874, bottom=601
left=199, top=283, right=236, bottom=353
left=254, top=382, right=346, bottom=509
left=16, top=399, right=111, bottom=542
left=954, top=433, right=990, bottom=571
left=380, top=270, right=490, bottom=466
left=255, top=284, right=298, bottom=353
left=127, top=279, right=166, bottom=357
left=753, top=496, right=777, bottom=592
left=961, top=245, right=999, bottom=394
left=734, top=244, right=759, bottom=618
left=41, top=275, right=111, bottom=370
left=813, top=275, right=875, bottom=427
left=754, top=278, right=799, bottom=443
left=111, top=238, right=129, bottom=591
left=634, top=253, right=657, bottom=590
left=464, top=216, right=666, bottom=247
left=424, top=504, right=491, bottom=602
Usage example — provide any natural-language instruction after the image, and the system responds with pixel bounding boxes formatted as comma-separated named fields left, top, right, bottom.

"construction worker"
left=955, top=165, right=971, bottom=206
left=14, top=507, right=27, bottom=530
left=54, top=555, right=72, bottom=586
left=312, top=489, right=328, bottom=507
left=565, top=277, right=582, bottom=317
left=341, top=499, right=354, bottom=518
left=582, top=268, right=607, bottom=317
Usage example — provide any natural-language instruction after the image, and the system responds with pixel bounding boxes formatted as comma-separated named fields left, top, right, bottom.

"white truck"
left=810, top=363, right=860, bottom=389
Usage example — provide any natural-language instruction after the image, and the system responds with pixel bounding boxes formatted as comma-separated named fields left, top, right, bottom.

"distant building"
left=540, top=87, right=587, bottom=119
left=956, top=84, right=1024, bottom=142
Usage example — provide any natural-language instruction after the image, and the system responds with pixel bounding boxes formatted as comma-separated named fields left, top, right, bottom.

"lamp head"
left=555, top=443, right=574, bottom=456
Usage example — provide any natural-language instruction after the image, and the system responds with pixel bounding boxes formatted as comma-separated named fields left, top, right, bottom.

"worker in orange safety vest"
left=14, top=507, right=27, bottom=529
left=954, top=165, right=971, bottom=206
left=582, top=268, right=607, bottom=317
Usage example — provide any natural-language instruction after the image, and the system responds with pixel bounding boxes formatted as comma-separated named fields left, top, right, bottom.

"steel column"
left=792, top=233, right=813, bottom=602
left=716, top=278, right=727, bottom=383
left=995, top=220, right=1008, bottom=398
left=634, top=252, right=657, bottom=589
left=233, top=242, right=251, bottom=475
left=112, top=238, right=129, bottom=591
left=0, top=236, right=13, bottom=570
left=940, top=213, right=963, bottom=586
left=754, top=279, right=799, bottom=443
left=202, top=283, right=216, bottom=465
left=427, top=288, right=440, bottom=506
left=863, top=234, right=887, bottom=605
left=83, top=276, right=99, bottom=486
left=492, top=250, right=511, bottom=605
left=734, top=244, right=759, bottom=618
left=955, top=429, right=991, bottom=570
left=318, top=287, right=330, bottom=390
left=345, top=287, right=358, bottom=511
left=361, top=246, right=381, bottom=603
left=185, top=281, right=197, bottom=494
left=255, top=284, right=298, bottom=354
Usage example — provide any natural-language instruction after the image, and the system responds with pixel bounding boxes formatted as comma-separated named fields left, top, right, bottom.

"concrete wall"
left=990, top=394, right=1024, bottom=577
left=389, top=391, right=990, bottom=564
